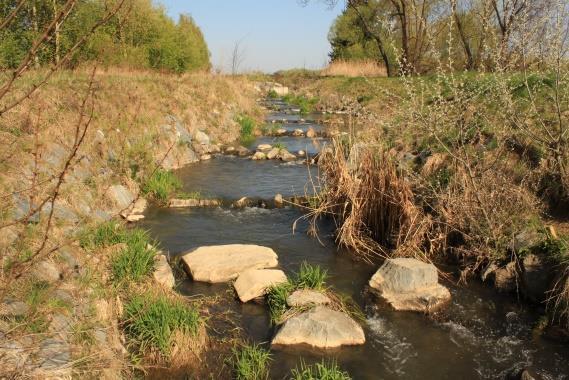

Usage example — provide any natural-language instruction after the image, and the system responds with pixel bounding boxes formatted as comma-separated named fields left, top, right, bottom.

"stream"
left=141, top=100, right=569, bottom=379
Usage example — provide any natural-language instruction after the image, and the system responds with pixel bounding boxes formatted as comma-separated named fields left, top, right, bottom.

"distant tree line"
left=324, top=0, right=559, bottom=76
left=0, top=0, right=210, bottom=72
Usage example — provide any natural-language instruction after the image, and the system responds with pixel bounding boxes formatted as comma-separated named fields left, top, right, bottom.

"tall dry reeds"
left=320, top=60, right=387, bottom=78
left=313, top=140, right=427, bottom=261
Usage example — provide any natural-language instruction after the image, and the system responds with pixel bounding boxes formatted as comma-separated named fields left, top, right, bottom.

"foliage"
left=237, top=114, right=256, bottom=143
left=230, top=343, right=272, bottom=380
left=290, top=360, right=351, bottom=380
left=266, top=281, right=295, bottom=325
left=266, top=262, right=329, bottom=324
left=295, top=262, right=328, bottom=291
left=79, top=221, right=127, bottom=249
left=111, top=228, right=157, bottom=284
left=283, top=94, right=319, bottom=114
left=123, top=292, right=201, bottom=357
left=0, top=0, right=210, bottom=72
left=142, top=169, right=182, bottom=203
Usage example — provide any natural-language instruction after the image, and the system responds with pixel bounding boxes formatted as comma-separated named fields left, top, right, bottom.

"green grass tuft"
left=266, top=281, right=294, bottom=325
left=295, top=262, right=328, bottom=291
left=237, top=115, right=256, bottom=143
left=290, top=360, right=351, bottom=380
left=123, top=292, right=202, bottom=357
left=79, top=221, right=127, bottom=249
left=111, top=228, right=157, bottom=285
left=231, top=343, right=272, bottom=380
left=142, top=169, right=182, bottom=203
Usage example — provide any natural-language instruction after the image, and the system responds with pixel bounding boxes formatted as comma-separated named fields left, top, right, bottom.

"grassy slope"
left=0, top=68, right=260, bottom=378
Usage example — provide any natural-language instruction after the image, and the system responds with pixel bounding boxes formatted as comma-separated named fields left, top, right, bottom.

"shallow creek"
left=142, top=100, right=569, bottom=379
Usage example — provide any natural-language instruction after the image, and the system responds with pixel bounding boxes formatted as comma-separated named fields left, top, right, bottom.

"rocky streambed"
left=140, top=99, right=569, bottom=379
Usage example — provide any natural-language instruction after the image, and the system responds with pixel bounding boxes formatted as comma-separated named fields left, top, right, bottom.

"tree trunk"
left=451, top=0, right=475, bottom=70
left=52, top=0, right=60, bottom=65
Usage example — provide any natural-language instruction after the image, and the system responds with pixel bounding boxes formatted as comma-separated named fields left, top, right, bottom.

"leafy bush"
left=123, top=293, right=201, bottom=357
left=290, top=360, right=351, bottom=380
left=231, top=343, right=272, bottom=380
left=111, top=229, right=157, bottom=284
left=142, top=169, right=182, bottom=203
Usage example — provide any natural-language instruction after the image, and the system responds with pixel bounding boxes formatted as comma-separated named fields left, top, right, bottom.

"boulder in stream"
left=272, top=306, right=365, bottom=348
left=286, top=289, right=331, bottom=307
left=369, top=258, right=450, bottom=312
left=257, top=144, right=272, bottom=151
left=234, top=269, right=287, bottom=302
left=306, top=127, right=316, bottom=138
left=181, top=244, right=278, bottom=283
left=252, top=152, right=267, bottom=160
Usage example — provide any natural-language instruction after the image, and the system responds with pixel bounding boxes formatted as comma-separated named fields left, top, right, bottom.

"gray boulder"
left=369, top=258, right=450, bottom=312
left=272, top=306, right=365, bottom=348
left=106, top=185, right=134, bottom=210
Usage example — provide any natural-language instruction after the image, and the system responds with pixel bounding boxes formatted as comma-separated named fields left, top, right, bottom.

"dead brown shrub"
left=313, top=139, right=427, bottom=261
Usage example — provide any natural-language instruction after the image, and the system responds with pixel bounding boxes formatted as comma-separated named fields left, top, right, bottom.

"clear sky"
left=157, top=0, right=343, bottom=73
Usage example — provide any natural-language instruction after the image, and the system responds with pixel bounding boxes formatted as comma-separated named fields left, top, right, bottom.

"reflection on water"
left=141, top=99, right=569, bottom=379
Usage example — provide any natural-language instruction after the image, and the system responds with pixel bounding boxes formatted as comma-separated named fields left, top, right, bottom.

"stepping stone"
left=369, top=258, right=451, bottom=312
left=234, top=269, right=287, bottom=302
left=272, top=306, right=365, bottom=348
left=286, top=289, right=331, bottom=307
left=153, top=254, right=175, bottom=289
left=181, top=244, right=278, bottom=283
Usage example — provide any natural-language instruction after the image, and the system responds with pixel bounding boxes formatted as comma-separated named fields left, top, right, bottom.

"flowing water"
left=141, top=100, right=569, bottom=379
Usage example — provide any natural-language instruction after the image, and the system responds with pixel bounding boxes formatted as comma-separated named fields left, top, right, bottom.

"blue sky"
left=157, top=0, right=343, bottom=73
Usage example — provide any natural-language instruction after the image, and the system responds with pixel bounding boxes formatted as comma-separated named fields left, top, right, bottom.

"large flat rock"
left=234, top=269, right=287, bottom=302
left=369, top=258, right=450, bottom=312
left=181, top=244, right=278, bottom=283
left=272, top=306, right=365, bottom=348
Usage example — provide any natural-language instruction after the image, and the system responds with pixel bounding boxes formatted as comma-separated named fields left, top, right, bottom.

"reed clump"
left=314, top=139, right=427, bottom=261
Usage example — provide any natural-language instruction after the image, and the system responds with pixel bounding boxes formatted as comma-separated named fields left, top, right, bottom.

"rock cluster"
left=181, top=244, right=279, bottom=283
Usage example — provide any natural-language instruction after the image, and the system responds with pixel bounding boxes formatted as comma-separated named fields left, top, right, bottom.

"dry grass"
left=312, top=139, right=427, bottom=261
left=320, top=60, right=387, bottom=78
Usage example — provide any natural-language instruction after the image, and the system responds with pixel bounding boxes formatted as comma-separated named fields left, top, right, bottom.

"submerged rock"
left=181, top=244, right=279, bottom=283
left=286, top=289, right=331, bottom=307
left=272, top=306, right=365, bottom=348
left=153, top=254, right=175, bottom=289
left=234, top=269, right=287, bottom=302
left=369, top=258, right=450, bottom=312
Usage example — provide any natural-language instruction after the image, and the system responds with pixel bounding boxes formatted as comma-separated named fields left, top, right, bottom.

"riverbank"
left=264, top=70, right=569, bottom=339
left=0, top=68, right=261, bottom=378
